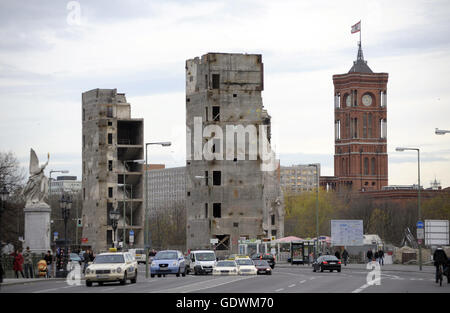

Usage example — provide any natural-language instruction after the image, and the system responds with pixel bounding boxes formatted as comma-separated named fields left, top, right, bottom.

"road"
left=1, top=264, right=448, bottom=293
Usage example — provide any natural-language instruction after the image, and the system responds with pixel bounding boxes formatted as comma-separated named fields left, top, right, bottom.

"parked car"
left=235, top=258, right=257, bottom=275
left=213, top=260, right=238, bottom=276
left=187, top=250, right=216, bottom=275
left=312, top=255, right=341, bottom=273
left=253, top=259, right=272, bottom=275
left=84, top=251, right=138, bottom=286
left=251, top=253, right=276, bottom=269
left=150, top=250, right=186, bottom=277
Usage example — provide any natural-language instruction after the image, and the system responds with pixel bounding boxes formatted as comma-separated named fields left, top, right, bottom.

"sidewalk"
left=1, top=277, right=66, bottom=286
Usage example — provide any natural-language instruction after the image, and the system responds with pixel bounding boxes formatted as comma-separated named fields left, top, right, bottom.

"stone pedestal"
left=24, top=203, right=51, bottom=254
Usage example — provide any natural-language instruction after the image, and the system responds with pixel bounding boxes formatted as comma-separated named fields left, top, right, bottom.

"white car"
left=235, top=258, right=257, bottom=275
left=213, top=260, right=238, bottom=276
left=187, top=250, right=216, bottom=275
left=85, top=251, right=138, bottom=286
left=129, top=248, right=147, bottom=264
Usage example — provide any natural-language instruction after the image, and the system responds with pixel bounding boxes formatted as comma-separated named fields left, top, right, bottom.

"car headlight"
left=172, top=261, right=178, bottom=266
left=116, top=267, right=122, bottom=273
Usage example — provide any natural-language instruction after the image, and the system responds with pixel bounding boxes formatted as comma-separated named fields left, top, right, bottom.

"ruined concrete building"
left=82, top=89, right=144, bottom=252
left=185, top=53, right=284, bottom=255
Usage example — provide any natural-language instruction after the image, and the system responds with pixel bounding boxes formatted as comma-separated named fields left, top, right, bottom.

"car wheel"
left=120, top=273, right=127, bottom=285
left=130, top=271, right=137, bottom=284
left=157, top=274, right=161, bottom=278
left=320, top=266, right=324, bottom=272
left=330, top=270, right=333, bottom=272
left=86, top=280, right=92, bottom=287
left=151, top=274, right=155, bottom=278
left=338, top=269, right=341, bottom=273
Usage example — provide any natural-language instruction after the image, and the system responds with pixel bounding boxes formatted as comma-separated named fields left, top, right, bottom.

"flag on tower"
left=351, top=21, right=361, bottom=34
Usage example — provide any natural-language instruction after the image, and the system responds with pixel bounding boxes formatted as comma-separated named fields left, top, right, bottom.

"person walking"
left=378, top=249, right=384, bottom=266
left=366, top=249, right=373, bottom=263
left=342, top=249, right=349, bottom=266
left=334, top=250, right=341, bottom=260
left=23, top=247, right=34, bottom=278
left=83, top=249, right=91, bottom=273
left=11, top=250, right=25, bottom=278
left=44, top=250, right=53, bottom=278
left=374, top=251, right=379, bottom=264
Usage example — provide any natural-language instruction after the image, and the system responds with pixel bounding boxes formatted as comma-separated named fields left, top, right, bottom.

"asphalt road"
left=1, top=264, right=448, bottom=293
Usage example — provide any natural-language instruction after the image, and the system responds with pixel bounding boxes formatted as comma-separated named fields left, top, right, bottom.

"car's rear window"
left=94, top=254, right=125, bottom=264
left=321, top=256, right=339, bottom=261
left=253, top=260, right=270, bottom=266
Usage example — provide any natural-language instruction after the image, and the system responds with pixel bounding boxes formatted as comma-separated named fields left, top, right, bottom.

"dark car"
left=313, top=255, right=341, bottom=273
left=251, top=253, right=276, bottom=269
left=253, top=259, right=272, bottom=275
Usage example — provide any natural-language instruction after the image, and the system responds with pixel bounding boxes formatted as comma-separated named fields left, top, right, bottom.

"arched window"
left=364, top=157, right=369, bottom=175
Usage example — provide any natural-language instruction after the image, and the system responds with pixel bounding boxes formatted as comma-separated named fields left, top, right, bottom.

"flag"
left=351, top=21, right=361, bottom=34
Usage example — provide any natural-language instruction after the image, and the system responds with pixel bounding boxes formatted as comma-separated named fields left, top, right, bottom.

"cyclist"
left=433, top=247, right=448, bottom=283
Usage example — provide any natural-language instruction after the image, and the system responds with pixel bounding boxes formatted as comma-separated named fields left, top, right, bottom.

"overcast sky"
left=0, top=0, right=449, bottom=188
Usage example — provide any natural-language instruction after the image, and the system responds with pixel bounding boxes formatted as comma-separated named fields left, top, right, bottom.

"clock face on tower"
left=362, top=94, right=373, bottom=106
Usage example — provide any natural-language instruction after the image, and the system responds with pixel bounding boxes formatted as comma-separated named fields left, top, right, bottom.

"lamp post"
left=396, top=147, right=422, bottom=271
left=145, top=141, right=171, bottom=278
left=435, top=128, right=450, bottom=135
left=109, top=207, right=120, bottom=249
left=59, top=194, right=72, bottom=276
left=0, top=186, right=10, bottom=245
left=309, top=164, right=320, bottom=261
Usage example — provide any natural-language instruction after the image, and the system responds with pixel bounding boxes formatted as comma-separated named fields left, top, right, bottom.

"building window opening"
left=212, top=106, right=220, bottom=121
left=212, top=74, right=220, bottom=89
left=213, top=171, right=221, bottom=186
left=213, top=203, right=221, bottom=218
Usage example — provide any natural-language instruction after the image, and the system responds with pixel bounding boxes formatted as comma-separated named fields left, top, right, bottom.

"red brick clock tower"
left=333, top=43, right=388, bottom=191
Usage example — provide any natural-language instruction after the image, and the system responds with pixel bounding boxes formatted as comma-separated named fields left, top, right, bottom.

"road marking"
left=288, top=284, right=296, bottom=288
left=275, top=288, right=284, bottom=292
left=300, top=280, right=306, bottom=284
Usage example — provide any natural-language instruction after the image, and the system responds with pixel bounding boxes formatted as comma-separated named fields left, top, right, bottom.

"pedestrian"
left=374, top=251, right=379, bottom=264
left=23, top=246, right=34, bottom=278
left=366, top=249, right=373, bottom=263
left=342, top=249, right=349, bottom=266
left=378, top=249, right=384, bottom=266
left=0, top=255, right=4, bottom=283
left=334, top=250, right=341, bottom=259
left=44, top=250, right=53, bottom=278
left=10, top=250, right=25, bottom=278
left=83, top=249, right=91, bottom=273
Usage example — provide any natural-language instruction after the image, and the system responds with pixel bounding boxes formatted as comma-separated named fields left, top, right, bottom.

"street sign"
left=417, top=228, right=424, bottom=240
left=417, top=221, right=424, bottom=229
left=210, top=238, right=219, bottom=245
left=129, top=230, right=134, bottom=243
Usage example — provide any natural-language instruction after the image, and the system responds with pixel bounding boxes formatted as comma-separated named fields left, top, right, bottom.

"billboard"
left=331, top=220, right=364, bottom=246
left=425, top=220, right=449, bottom=246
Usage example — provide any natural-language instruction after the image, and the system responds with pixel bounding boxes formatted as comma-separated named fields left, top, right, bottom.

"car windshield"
left=236, top=259, right=254, bottom=265
left=136, top=250, right=145, bottom=254
left=196, top=253, right=215, bottom=261
left=155, top=251, right=178, bottom=260
left=253, top=260, right=269, bottom=266
left=216, top=261, right=236, bottom=267
left=94, top=254, right=125, bottom=264
left=70, top=253, right=80, bottom=260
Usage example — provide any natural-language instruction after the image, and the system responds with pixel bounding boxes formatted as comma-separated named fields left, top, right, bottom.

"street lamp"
left=396, top=146, right=422, bottom=271
left=145, top=141, right=171, bottom=278
left=109, top=207, right=120, bottom=249
left=59, top=194, right=72, bottom=276
left=435, top=128, right=450, bottom=135
left=309, top=164, right=320, bottom=261
left=0, top=186, right=10, bottom=246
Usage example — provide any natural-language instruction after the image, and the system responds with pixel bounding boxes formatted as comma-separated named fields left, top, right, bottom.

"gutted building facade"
left=185, top=53, right=284, bottom=256
left=82, top=89, right=144, bottom=252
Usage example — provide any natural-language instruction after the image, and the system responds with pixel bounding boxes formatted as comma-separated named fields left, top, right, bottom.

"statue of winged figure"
left=23, top=149, right=50, bottom=206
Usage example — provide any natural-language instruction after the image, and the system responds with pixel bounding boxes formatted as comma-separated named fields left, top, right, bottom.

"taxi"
left=213, top=260, right=238, bottom=276
left=85, top=249, right=138, bottom=286
left=235, top=257, right=257, bottom=275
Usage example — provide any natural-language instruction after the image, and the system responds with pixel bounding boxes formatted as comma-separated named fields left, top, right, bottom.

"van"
left=187, top=250, right=217, bottom=275
left=129, top=248, right=147, bottom=264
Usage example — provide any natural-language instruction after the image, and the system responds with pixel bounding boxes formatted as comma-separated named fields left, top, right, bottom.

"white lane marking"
left=300, top=280, right=306, bottom=284
left=352, top=278, right=381, bottom=293
left=275, top=288, right=284, bottom=292
left=149, top=275, right=254, bottom=293
left=288, top=284, right=296, bottom=288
